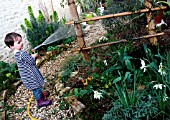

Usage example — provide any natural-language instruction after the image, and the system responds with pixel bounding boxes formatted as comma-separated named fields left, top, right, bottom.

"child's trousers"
left=32, top=87, right=42, bottom=100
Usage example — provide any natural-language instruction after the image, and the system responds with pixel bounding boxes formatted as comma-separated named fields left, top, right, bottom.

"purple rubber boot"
left=37, top=97, right=52, bottom=109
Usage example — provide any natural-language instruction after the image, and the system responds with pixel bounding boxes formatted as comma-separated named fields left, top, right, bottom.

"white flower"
left=99, top=36, right=108, bottom=42
left=103, top=60, right=108, bottom=66
left=98, top=7, right=104, bottom=15
left=163, top=93, right=169, bottom=102
left=94, top=90, right=103, bottom=100
left=140, top=59, right=147, bottom=72
left=158, top=63, right=167, bottom=76
left=156, top=19, right=167, bottom=27
left=153, top=84, right=166, bottom=90
left=158, top=63, right=163, bottom=73
left=98, top=2, right=105, bottom=15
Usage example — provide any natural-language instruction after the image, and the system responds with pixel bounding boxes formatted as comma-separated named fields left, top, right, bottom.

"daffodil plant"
left=152, top=83, right=168, bottom=116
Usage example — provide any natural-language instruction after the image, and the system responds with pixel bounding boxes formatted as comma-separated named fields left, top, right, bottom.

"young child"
left=4, top=32, right=52, bottom=108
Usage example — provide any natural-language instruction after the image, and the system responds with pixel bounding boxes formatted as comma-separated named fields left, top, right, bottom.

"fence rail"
left=66, top=6, right=167, bottom=25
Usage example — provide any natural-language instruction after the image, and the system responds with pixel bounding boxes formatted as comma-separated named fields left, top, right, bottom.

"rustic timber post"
left=144, top=0, right=158, bottom=45
left=68, top=0, right=89, bottom=61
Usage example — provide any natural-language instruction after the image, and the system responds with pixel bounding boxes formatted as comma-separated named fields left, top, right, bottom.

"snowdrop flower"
left=99, top=36, right=108, bottom=42
left=140, top=59, right=147, bottom=72
left=153, top=84, right=166, bottom=90
left=103, top=60, right=108, bottom=66
left=158, top=63, right=167, bottom=76
left=156, top=19, right=167, bottom=27
left=98, top=2, right=105, bottom=15
left=163, top=93, right=169, bottom=102
left=94, top=90, right=103, bottom=100
left=146, top=19, right=167, bottom=28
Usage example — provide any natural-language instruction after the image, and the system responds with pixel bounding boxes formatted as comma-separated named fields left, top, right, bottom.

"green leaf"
left=125, top=59, right=133, bottom=71
left=6, top=73, right=11, bottom=77
left=79, top=89, right=88, bottom=97
left=123, top=72, right=131, bottom=82
left=113, top=77, right=122, bottom=84
left=73, top=88, right=79, bottom=96
left=123, top=56, right=133, bottom=61
left=105, top=65, right=123, bottom=75
left=149, top=62, right=158, bottom=70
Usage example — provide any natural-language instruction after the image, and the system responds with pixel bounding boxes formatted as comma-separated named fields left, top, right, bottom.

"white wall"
left=0, top=0, right=75, bottom=63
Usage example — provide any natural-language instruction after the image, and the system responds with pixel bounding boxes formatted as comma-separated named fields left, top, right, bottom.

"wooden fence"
left=66, top=0, right=167, bottom=61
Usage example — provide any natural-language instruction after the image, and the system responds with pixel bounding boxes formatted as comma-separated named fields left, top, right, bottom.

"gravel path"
left=6, top=21, right=106, bottom=120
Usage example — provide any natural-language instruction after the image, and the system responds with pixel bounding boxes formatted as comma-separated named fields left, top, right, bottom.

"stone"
left=65, top=96, right=85, bottom=115
left=1, top=111, right=6, bottom=120
left=70, top=71, right=78, bottom=77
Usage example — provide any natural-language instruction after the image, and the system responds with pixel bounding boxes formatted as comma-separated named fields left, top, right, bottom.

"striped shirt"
left=14, top=50, right=44, bottom=90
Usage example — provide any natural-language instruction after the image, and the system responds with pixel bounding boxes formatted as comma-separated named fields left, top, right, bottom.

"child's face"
left=11, top=36, right=23, bottom=50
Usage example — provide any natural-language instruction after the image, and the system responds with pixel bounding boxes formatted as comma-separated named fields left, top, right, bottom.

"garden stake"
left=68, top=0, right=89, bottom=61
left=71, top=39, right=127, bottom=52
left=27, top=95, right=38, bottom=120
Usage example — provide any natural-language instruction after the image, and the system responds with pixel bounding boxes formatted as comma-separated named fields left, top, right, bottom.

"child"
left=4, top=32, right=52, bottom=108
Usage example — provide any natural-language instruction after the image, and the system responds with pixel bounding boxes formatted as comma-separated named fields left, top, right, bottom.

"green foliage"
left=63, top=37, right=75, bottom=45
left=20, top=24, right=26, bottom=33
left=60, top=15, right=67, bottom=25
left=0, top=102, right=14, bottom=112
left=49, top=11, right=59, bottom=32
left=53, top=11, right=59, bottom=22
left=0, top=61, right=20, bottom=93
left=24, top=18, right=32, bottom=30
left=102, top=98, right=159, bottom=120
left=28, top=6, right=34, bottom=18
left=102, top=45, right=170, bottom=119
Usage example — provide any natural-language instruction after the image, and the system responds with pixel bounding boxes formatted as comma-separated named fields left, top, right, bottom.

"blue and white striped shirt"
left=14, top=50, right=44, bottom=90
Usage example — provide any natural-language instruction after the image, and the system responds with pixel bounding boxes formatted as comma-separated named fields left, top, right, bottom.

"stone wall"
left=0, top=0, right=76, bottom=63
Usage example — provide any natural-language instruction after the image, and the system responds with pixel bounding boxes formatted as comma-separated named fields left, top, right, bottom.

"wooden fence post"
left=68, top=0, right=89, bottom=61
left=144, top=0, right=158, bottom=45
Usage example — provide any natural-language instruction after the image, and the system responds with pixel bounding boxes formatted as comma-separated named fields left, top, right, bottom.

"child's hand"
left=31, top=53, right=38, bottom=59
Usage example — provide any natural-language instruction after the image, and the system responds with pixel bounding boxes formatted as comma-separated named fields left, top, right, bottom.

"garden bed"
left=58, top=16, right=170, bottom=119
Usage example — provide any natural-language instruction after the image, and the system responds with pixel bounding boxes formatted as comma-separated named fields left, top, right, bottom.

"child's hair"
left=4, top=32, right=22, bottom=48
